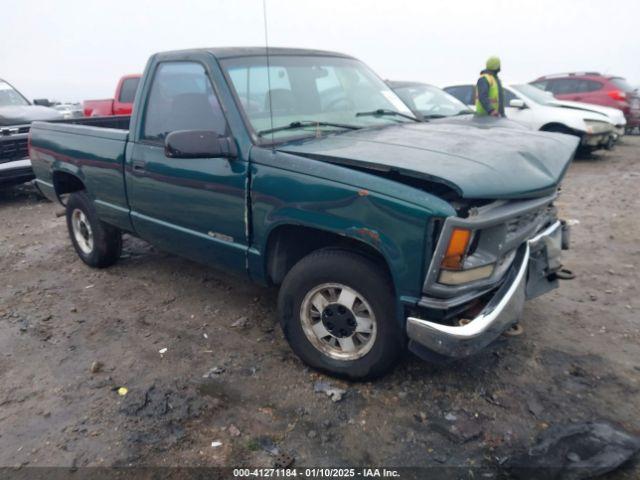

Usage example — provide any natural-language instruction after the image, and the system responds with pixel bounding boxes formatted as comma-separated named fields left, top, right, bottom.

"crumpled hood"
left=0, top=105, right=63, bottom=126
left=279, top=116, right=579, bottom=199
left=546, top=100, right=625, bottom=125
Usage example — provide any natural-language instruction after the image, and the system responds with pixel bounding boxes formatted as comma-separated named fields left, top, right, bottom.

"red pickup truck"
left=83, top=74, right=141, bottom=117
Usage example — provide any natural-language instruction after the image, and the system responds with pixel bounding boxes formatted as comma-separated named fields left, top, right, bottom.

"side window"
left=551, top=78, right=579, bottom=94
left=142, top=62, right=227, bottom=142
left=584, top=80, right=603, bottom=92
left=544, top=80, right=558, bottom=93
left=445, top=86, right=474, bottom=105
left=118, top=78, right=140, bottom=103
left=530, top=81, right=548, bottom=91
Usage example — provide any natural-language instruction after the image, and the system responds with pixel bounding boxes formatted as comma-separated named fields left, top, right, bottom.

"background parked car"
left=530, top=73, right=640, bottom=133
left=83, top=74, right=141, bottom=117
left=0, top=78, right=63, bottom=187
left=0, top=78, right=62, bottom=126
left=444, top=83, right=616, bottom=151
left=387, top=81, right=472, bottom=119
left=53, top=102, right=84, bottom=119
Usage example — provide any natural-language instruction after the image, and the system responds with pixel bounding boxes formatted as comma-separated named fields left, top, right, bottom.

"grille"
left=0, top=137, right=29, bottom=164
left=0, top=125, right=30, bottom=135
left=506, top=204, right=554, bottom=235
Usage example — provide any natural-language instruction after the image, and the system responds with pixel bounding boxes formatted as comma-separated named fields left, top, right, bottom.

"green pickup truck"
left=30, top=48, right=578, bottom=379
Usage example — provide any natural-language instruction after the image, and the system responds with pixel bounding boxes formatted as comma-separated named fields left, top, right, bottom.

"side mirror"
left=164, top=130, right=237, bottom=159
left=33, top=98, right=52, bottom=107
left=509, top=99, right=526, bottom=109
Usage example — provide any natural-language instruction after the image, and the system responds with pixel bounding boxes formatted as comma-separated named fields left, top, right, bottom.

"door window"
left=549, top=78, right=580, bottom=94
left=580, top=80, right=603, bottom=92
left=142, top=62, right=227, bottom=142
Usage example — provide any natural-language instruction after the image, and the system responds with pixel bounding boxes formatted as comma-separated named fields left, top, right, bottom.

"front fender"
left=248, top=149, right=455, bottom=302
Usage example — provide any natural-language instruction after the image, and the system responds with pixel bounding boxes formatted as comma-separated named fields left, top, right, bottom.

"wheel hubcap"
left=300, top=283, right=377, bottom=361
left=322, top=304, right=357, bottom=338
left=71, top=209, right=94, bottom=255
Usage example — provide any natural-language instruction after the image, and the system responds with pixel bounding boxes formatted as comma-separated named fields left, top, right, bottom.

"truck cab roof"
left=154, top=47, right=355, bottom=60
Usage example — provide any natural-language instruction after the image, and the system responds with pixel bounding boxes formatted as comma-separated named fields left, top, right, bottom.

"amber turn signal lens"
left=441, top=228, right=472, bottom=270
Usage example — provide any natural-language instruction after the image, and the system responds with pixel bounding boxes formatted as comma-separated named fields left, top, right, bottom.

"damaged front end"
left=406, top=192, right=570, bottom=360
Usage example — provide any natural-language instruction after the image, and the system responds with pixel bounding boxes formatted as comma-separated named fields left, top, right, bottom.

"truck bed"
left=2, top=115, right=130, bottom=163
left=29, top=115, right=133, bottom=230
left=1, top=116, right=130, bottom=187
left=32, top=115, right=130, bottom=141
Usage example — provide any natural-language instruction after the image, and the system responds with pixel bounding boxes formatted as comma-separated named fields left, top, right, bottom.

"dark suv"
left=531, top=73, right=640, bottom=132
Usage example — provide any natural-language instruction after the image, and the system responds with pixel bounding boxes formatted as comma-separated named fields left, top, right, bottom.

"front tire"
left=66, top=191, right=122, bottom=268
left=278, top=249, right=404, bottom=380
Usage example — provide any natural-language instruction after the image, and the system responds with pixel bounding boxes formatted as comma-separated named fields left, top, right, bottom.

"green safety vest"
left=475, top=73, right=499, bottom=115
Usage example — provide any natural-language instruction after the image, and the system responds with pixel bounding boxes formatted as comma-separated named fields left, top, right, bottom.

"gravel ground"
left=1, top=138, right=639, bottom=476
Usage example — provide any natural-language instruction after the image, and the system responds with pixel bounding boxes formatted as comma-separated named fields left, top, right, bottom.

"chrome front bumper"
left=407, top=221, right=563, bottom=358
left=0, top=158, right=33, bottom=186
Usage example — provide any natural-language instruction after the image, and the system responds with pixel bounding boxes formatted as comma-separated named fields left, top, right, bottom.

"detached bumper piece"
left=407, top=221, right=565, bottom=359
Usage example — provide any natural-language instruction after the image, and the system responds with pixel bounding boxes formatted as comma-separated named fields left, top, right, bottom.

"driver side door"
left=126, top=59, right=249, bottom=273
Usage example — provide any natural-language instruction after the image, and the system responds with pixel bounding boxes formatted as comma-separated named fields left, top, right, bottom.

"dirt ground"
left=1, top=137, right=639, bottom=476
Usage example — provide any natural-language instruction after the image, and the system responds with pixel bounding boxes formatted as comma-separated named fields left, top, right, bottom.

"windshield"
left=0, top=80, right=30, bottom=107
left=393, top=84, right=471, bottom=117
left=511, top=84, right=556, bottom=105
left=221, top=55, right=416, bottom=142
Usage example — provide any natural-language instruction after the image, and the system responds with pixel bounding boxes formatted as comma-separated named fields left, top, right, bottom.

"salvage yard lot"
left=1, top=139, right=639, bottom=473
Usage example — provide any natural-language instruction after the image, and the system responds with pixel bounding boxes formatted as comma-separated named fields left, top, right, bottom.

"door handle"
left=132, top=159, right=146, bottom=172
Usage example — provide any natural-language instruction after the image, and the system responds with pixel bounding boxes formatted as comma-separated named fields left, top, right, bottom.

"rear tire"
left=278, top=249, right=404, bottom=380
left=66, top=191, right=122, bottom=268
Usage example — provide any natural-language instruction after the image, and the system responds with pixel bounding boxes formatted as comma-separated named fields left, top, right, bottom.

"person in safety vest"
left=475, top=56, right=505, bottom=117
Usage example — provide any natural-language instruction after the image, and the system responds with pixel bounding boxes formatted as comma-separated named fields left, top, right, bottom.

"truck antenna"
left=263, top=0, right=275, bottom=147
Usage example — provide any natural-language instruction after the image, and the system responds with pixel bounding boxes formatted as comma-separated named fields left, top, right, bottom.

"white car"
left=52, top=103, right=83, bottom=119
left=536, top=94, right=626, bottom=139
left=444, top=83, right=617, bottom=151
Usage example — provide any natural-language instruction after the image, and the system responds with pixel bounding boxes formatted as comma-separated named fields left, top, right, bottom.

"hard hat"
left=486, top=56, right=501, bottom=71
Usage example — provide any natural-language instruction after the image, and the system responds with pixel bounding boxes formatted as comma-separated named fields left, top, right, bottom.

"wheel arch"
left=264, top=223, right=395, bottom=291
left=52, top=170, right=86, bottom=199
left=540, top=122, right=580, bottom=136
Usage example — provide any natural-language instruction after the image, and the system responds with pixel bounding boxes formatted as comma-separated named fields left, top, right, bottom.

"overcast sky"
left=2, top=0, right=639, bottom=103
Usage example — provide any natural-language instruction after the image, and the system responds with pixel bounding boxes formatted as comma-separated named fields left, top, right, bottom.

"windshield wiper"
left=355, top=108, right=421, bottom=122
left=257, top=120, right=361, bottom=137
